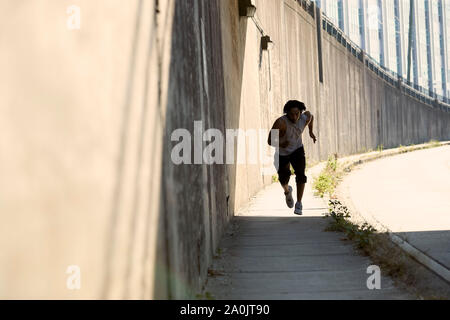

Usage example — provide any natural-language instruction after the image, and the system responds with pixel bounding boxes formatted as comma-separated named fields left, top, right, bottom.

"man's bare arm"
left=267, top=118, right=287, bottom=147
left=304, top=111, right=317, bottom=144
left=304, top=111, right=313, bottom=127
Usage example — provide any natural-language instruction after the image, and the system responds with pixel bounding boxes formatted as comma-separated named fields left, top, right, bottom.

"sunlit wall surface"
left=429, top=0, right=445, bottom=96
left=319, top=0, right=340, bottom=25
left=417, top=0, right=428, bottom=89
left=341, top=0, right=364, bottom=48
left=446, top=1, right=450, bottom=96
left=383, top=1, right=398, bottom=74
left=311, top=0, right=449, bottom=98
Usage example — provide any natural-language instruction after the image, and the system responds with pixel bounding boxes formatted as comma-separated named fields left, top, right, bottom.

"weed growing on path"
left=427, top=140, right=441, bottom=148
left=312, top=154, right=341, bottom=198
left=324, top=200, right=450, bottom=299
left=195, top=291, right=215, bottom=300
left=325, top=200, right=377, bottom=250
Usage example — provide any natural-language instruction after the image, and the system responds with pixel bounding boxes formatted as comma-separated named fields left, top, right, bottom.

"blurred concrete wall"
left=0, top=0, right=173, bottom=299
left=0, top=0, right=449, bottom=299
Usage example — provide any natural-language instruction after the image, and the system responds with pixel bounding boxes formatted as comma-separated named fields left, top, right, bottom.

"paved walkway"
left=204, top=164, right=413, bottom=299
left=337, top=145, right=450, bottom=282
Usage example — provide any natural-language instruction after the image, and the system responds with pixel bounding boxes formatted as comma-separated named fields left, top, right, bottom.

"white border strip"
left=389, top=233, right=450, bottom=283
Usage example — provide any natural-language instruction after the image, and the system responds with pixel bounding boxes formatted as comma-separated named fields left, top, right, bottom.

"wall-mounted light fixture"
left=261, top=35, right=274, bottom=51
left=239, top=0, right=257, bottom=17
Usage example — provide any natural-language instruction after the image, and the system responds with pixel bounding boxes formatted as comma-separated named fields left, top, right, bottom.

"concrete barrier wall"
left=0, top=0, right=449, bottom=299
left=319, top=19, right=450, bottom=156
left=0, top=0, right=174, bottom=299
left=156, top=0, right=232, bottom=299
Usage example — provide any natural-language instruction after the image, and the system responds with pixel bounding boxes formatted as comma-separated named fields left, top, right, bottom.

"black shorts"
left=275, top=147, right=307, bottom=185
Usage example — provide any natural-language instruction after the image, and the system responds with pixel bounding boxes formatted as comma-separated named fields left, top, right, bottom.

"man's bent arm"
left=308, top=114, right=314, bottom=133
left=303, top=111, right=316, bottom=143
left=268, top=118, right=285, bottom=146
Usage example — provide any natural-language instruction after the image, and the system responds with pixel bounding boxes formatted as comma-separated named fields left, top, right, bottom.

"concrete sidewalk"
left=336, top=145, right=450, bottom=284
left=203, top=164, right=414, bottom=300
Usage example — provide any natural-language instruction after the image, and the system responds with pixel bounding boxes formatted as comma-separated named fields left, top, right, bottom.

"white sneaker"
left=284, top=186, right=294, bottom=209
left=294, top=202, right=303, bottom=215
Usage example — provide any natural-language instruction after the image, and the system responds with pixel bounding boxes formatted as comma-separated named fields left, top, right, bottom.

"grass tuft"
left=428, top=140, right=441, bottom=148
left=195, top=291, right=215, bottom=300
left=325, top=200, right=377, bottom=250
left=312, top=154, right=341, bottom=198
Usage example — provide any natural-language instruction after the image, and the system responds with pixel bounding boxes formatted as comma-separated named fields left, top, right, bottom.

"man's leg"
left=277, top=155, right=291, bottom=193
left=279, top=167, right=291, bottom=194
left=290, top=147, right=307, bottom=203
left=296, top=183, right=306, bottom=203
left=277, top=154, right=295, bottom=208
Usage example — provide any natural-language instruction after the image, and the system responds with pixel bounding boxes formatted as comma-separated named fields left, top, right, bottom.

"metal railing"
left=296, top=0, right=315, bottom=18
left=296, top=1, right=450, bottom=113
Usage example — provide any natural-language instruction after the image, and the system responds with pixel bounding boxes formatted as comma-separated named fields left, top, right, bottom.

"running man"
left=267, top=100, right=317, bottom=215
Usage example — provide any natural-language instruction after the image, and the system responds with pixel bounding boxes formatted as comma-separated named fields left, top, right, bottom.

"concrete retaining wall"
left=0, top=0, right=448, bottom=299
left=0, top=0, right=173, bottom=299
